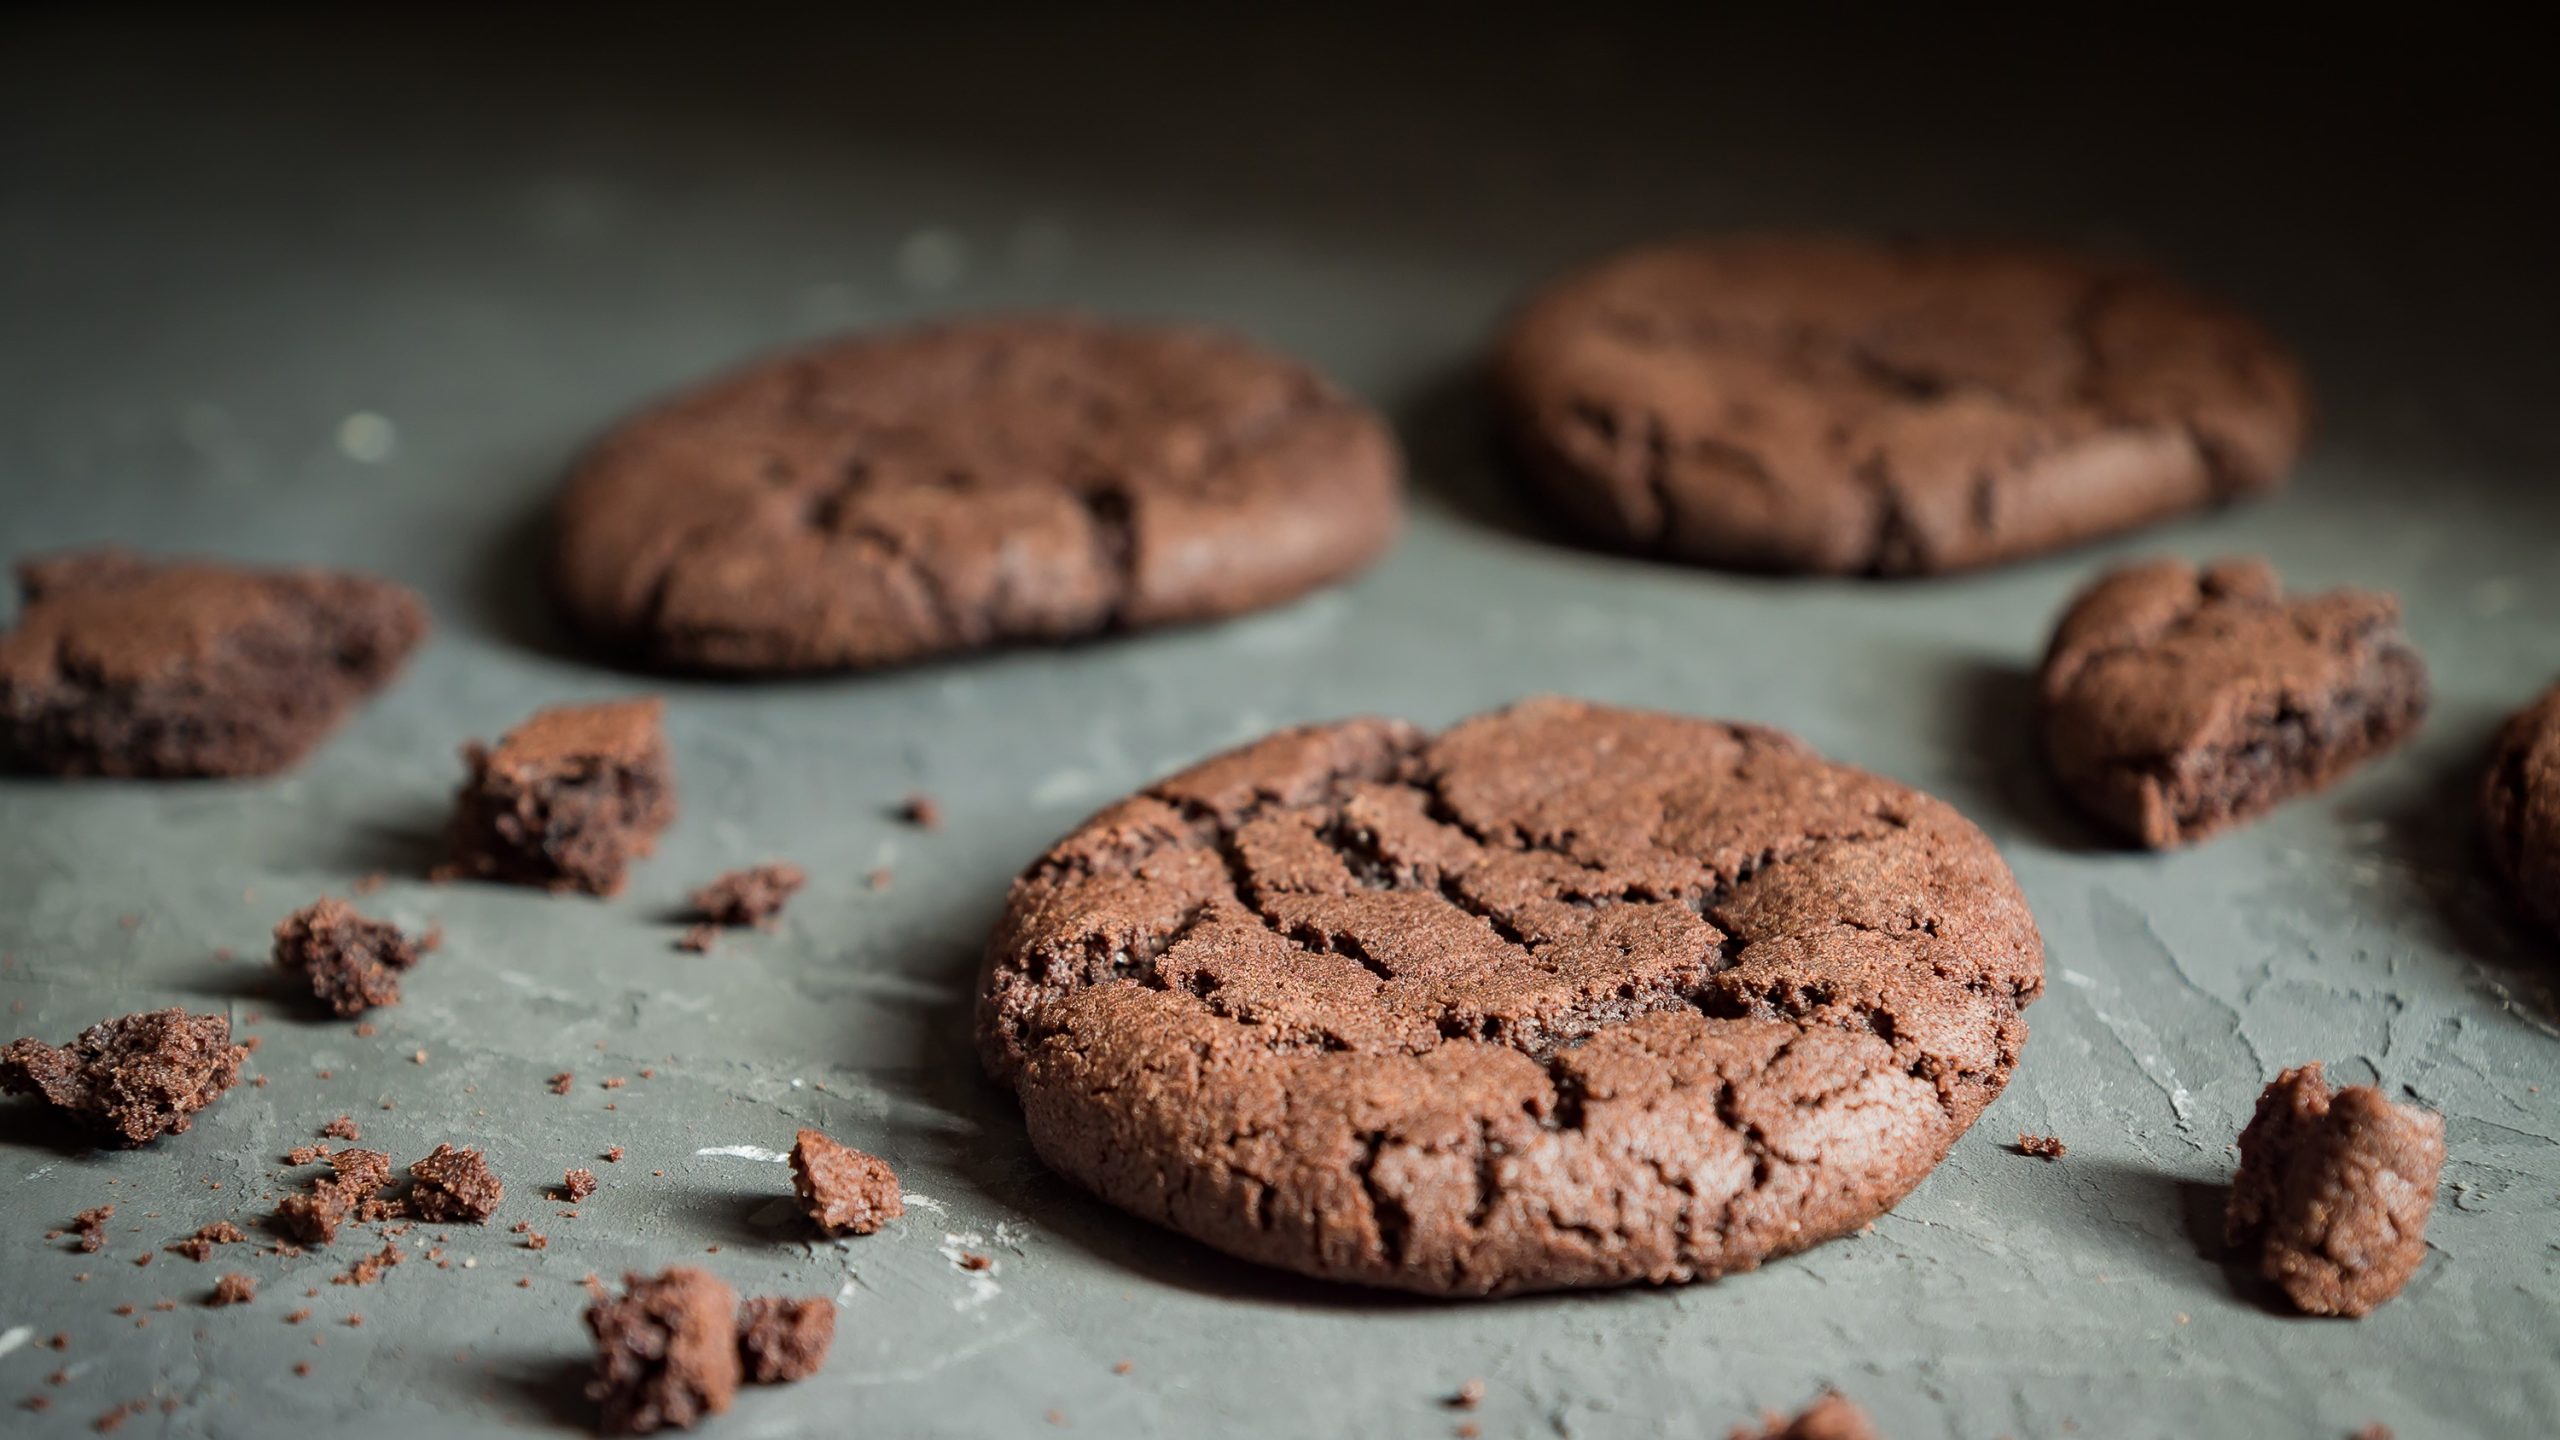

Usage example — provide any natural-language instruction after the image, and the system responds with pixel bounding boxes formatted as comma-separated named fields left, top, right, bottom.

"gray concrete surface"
left=2, top=10, right=2554, bottom=1438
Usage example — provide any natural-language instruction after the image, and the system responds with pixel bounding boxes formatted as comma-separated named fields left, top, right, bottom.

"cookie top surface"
left=2484, top=679, right=2560, bottom=935
left=484, top=697, right=666, bottom=775
left=1, top=550, right=423, bottom=684
left=1493, top=235, right=2309, bottom=575
left=552, top=315, right=1403, bottom=673
left=978, top=697, right=2043, bottom=1295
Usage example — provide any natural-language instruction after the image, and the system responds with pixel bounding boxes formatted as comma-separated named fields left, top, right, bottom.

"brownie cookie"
left=2483, top=679, right=2560, bottom=938
left=2227, top=1063, right=2443, bottom=1317
left=1, top=1009, right=248, bottom=1145
left=0, top=549, right=427, bottom=776
left=978, top=697, right=2044, bottom=1296
left=550, top=316, right=1403, bottom=672
left=444, top=698, right=675, bottom=896
left=1493, top=235, right=2308, bottom=575
left=2039, top=557, right=2427, bottom=848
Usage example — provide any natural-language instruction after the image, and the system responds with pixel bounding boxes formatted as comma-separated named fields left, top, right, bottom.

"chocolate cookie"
left=2040, top=557, right=2427, bottom=848
left=2226, top=1063, right=2442, bottom=1317
left=1493, top=235, right=2309, bottom=574
left=978, top=698, right=2044, bottom=1296
left=0, top=550, right=427, bottom=776
left=2483, top=679, right=2560, bottom=938
left=551, top=316, right=1403, bottom=672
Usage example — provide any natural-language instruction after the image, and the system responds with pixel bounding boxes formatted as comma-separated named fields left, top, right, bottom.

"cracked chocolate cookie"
left=977, top=697, right=2045, bottom=1296
left=2483, top=678, right=2560, bottom=939
left=551, top=316, right=1403, bottom=673
left=2040, top=557, right=2427, bottom=848
left=0, top=549, right=427, bottom=776
left=1492, top=235, right=2309, bottom=575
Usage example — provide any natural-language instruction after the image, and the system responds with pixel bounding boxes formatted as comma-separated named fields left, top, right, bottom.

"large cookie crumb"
left=789, top=1129, right=902, bottom=1237
left=443, top=698, right=675, bottom=897
left=406, top=1144, right=503, bottom=1223
left=2, top=1009, right=248, bottom=1145
left=2227, top=1063, right=2443, bottom=1317
left=584, top=1267, right=742, bottom=1435
left=272, top=899, right=422, bottom=1017
left=736, top=1296, right=835, bottom=1384
left=275, top=1148, right=395, bottom=1244
left=688, top=863, right=806, bottom=928
left=207, top=1273, right=256, bottom=1306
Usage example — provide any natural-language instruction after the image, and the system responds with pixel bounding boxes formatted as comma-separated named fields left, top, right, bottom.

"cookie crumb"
left=585, top=1267, right=741, bottom=1435
left=71, top=1204, right=115, bottom=1253
left=272, top=899, right=421, bottom=1017
left=897, top=794, right=941, bottom=830
left=737, top=1295, right=835, bottom=1384
left=688, top=863, right=807, bottom=929
left=549, top=1071, right=574, bottom=1095
left=675, top=924, right=719, bottom=955
left=2015, top=1133, right=2067, bottom=1160
left=2, top=1009, right=247, bottom=1145
left=334, top=1243, right=402, bottom=1286
left=2350, top=1426, right=2393, bottom=1440
left=2227, top=1063, right=2443, bottom=1317
left=603, top=1147, right=624, bottom=1164
left=958, top=1251, right=992, bottom=1272
left=322, top=1114, right=362, bottom=1141
left=789, top=1129, right=903, bottom=1236
left=275, top=1147, right=393, bottom=1244
left=561, top=1168, right=600, bottom=1201
left=406, top=1144, right=503, bottom=1223
left=208, top=1272, right=256, bottom=1306
left=445, top=699, right=675, bottom=896
left=1112, top=1360, right=1132, bottom=1375
left=1450, top=1378, right=1484, bottom=1410
left=865, top=867, right=893, bottom=892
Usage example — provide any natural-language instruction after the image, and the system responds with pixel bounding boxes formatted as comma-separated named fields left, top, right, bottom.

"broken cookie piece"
left=275, top=1148, right=394, bottom=1244
left=0, top=549, right=428, bottom=777
left=736, top=1296, right=835, bottom=1384
left=1, top=1009, right=247, bottom=1145
left=272, top=899, right=422, bottom=1018
left=789, top=1129, right=902, bottom=1237
left=444, top=697, right=675, bottom=896
left=585, top=1267, right=741, bottom=1435
left=2039, top=557, right=2428, bottom=848
left=2227, top=1063, right=2443, bottom=1317
left=688, top=863, right=806, bottom=929
left=1729, top=1391, right=1879, bottom=1440
left=405, top=1144, right=503, bottom=1223
left=2482, top=678, right=2560, bottom=940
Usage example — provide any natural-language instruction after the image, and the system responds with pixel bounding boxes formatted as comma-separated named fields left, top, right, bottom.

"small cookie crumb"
left=208, top=1272, right=256, bottom=1306
left=2015, top=1133, right=2067, bottom=1160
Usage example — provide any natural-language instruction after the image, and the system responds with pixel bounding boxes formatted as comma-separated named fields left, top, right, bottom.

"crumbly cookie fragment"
left=2227, top=1063, right=2442, bottom=1317
left=788, top=1130, right=902, bottom=1237
left=273, top=899, right=422, bottom=1017
left=406, top=1144, right=503, bottom=1223
left=584, top=1268, right=742, bottom=1435
left=444, top=698, right=675, bottom=896
left=736, top=1296, right=835, bottom=1384
left=2, top=1009, right=247, bottom=1145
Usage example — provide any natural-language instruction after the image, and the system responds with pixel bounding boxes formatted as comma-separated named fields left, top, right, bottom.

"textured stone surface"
left=0, top=10, right=2553, bottom=1438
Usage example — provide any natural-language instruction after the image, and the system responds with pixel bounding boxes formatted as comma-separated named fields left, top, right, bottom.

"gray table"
left=3, top=10, right=2554, bottom=1438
